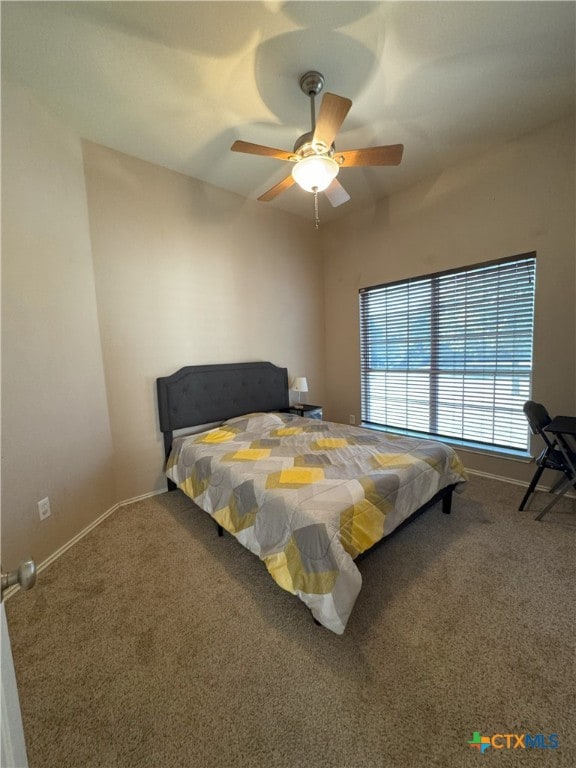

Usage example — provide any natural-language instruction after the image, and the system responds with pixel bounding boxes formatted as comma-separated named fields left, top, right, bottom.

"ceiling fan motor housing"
left=293, top=132, right=334, bottom=158
left=299, top=71, right=325, bottom=97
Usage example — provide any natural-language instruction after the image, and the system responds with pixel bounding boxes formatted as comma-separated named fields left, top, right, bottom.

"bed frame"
left=156, top=360, right=454, bottom=511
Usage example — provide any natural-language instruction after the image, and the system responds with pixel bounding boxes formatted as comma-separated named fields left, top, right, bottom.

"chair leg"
left=550, top=473, right=568, bottom=494
left=534, top=479, right=570, bottom=521
left=519, top=465, right=545, bottom=510
left=534, top=473, right=576, bottom=521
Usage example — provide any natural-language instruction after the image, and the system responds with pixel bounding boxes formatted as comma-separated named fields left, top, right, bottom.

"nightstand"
left=289, top=404, right=323, bottom=420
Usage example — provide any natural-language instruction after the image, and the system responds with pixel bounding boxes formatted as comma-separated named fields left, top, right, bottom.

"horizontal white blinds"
left=360, top=254, right=536, bottom=450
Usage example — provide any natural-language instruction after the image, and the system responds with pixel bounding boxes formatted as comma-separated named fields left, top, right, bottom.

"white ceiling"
left=3, top=1, right=575, bottom=222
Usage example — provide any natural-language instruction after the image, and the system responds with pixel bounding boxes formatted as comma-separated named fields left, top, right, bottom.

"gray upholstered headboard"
left=157, top=361, right=289, bottom=460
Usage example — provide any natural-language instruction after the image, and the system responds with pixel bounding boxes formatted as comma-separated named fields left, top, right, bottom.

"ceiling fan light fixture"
left=291, top=155, right=339, bottom=193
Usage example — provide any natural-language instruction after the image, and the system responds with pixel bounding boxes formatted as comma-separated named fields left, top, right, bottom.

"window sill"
left=360, top=422, right=533, bottom=462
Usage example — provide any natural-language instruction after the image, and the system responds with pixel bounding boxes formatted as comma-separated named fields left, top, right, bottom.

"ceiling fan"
left=231, top=71, right=404, bottom=227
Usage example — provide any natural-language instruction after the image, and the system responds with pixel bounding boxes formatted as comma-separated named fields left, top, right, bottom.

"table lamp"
left=292, top=377, right=308, bottom=405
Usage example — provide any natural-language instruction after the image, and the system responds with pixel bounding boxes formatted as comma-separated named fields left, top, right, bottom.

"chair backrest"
left=523, top=401, right=555, bottom=449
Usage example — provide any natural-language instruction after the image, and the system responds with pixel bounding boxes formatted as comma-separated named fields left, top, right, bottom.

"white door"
left=1, top=593, right=30, bottom=768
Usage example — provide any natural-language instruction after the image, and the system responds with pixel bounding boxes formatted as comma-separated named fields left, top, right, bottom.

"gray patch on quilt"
left=192, top=455, right=214, bottom=480
left=297, top=453, right=333, bottom=466
left=293, top=524, right=338, bottom=570
left=350, top=434, right=381, bottom=445
left=253, top=496, right=292, bottom=554
left=232, top=479, right=258, bottom=519
left=364, top=472, right=401, bottom=508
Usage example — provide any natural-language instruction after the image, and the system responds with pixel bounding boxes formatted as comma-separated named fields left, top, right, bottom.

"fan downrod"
left=296, top=71, right=329, bottom=154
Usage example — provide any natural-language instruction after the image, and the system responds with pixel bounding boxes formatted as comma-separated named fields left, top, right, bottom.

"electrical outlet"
left=349, top=415, right=356, bottom=425
left=37, top=497, right=51, bottom=521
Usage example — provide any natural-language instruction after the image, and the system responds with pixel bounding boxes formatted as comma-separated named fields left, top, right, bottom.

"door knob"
left=1, top=560, right=37, bottom=597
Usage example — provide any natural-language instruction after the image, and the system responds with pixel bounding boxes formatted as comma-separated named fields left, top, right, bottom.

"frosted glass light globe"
left=292, top=155, right=339, bottom=192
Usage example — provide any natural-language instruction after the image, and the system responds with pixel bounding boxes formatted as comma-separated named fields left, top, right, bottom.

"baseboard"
left=466, top=467, right=575, bottom=499
left=3, top=488, right=166, bottom=602
left=466, top=467, right=540, bottom=488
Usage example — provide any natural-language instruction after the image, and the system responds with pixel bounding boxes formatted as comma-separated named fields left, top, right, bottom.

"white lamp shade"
left=291, top=156, right=339, bottom=193
left=292, top=377, right=309, bottom=393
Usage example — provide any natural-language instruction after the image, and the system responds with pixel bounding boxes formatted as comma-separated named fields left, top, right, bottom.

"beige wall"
left=1, top=83, right=116, bottom=569
left=321, top=117, right=576, bottom=483
left=1, top=89, right=324, bottom=568
left=82, top=142, right=324, bottom=501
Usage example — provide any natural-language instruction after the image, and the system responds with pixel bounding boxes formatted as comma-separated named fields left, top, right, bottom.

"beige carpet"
left=5, top=475, right=576, bottom=768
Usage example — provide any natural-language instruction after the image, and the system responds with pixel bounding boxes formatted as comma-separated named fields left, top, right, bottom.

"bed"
left=157, top=362, right=468, bottom=634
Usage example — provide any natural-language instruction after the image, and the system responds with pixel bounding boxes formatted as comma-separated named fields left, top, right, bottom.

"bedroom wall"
left=320, top=116, right=576, bottom=485
left=1, top=82, right=324, bottom=568
left=82, top=142, right=324, bottom=501
left=1, top=83, right=116, bottom=569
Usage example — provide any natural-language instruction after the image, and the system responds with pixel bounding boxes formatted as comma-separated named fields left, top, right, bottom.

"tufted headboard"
left=157, top=361, right=289, bottom=464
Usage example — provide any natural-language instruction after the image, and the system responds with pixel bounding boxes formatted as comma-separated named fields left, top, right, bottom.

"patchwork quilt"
left=166, top=412, right=467, bottom=634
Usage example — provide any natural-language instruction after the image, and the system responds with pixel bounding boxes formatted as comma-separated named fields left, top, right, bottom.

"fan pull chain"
left=313, top=187, right=320, bottom=229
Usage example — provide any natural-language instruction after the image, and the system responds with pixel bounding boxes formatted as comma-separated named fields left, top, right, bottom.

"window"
left=359, top=253, right=536, bottom=451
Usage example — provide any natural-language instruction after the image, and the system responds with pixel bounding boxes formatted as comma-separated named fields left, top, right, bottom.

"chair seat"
left=537, top=446, right=576, bottom=474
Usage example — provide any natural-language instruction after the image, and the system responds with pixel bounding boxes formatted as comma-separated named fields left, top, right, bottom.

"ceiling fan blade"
left=336, top=144, right=404, bottom=167
left=313, top=93, right=352, bottom=149
left=231, top=140, right=296, bottom=162
left=324, top=178, right=350, bottom=208
left=257, top=174, right=295, bottom=202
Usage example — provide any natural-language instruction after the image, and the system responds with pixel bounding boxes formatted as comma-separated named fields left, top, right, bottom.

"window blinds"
left=359, top=253, right=536, bottom=450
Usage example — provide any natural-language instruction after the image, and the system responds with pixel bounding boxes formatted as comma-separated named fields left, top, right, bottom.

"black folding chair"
left=519, top=401, right=576, bottom=519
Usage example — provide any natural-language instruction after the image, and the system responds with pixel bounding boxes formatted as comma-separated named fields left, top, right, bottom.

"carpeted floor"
left=5, top=475, right=576, bottom=768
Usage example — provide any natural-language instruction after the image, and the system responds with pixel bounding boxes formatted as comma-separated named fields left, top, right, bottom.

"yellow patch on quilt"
left=372, top=452, right=419, bottom=469
left=226, top=448, right=271, bottom=462
left=451, top=453, right=468, bottom=478
left=212, top=505, right=232, bottom=530
left=166, top=451, right=178, bottom=473
left=264, top=551, right=295, bottom=593
left=312, top=438, right=348, bottom=450
left=339, top=500, right=387, bottom=558
left=195, top=429, right=236, bottom=444
left=179, top=475, right=202, bottom=500
left=213, top=504, right=256, bottom=535
left=264, top=539, right=338, bottom=596
left=273, top=426, right=304, bottom=436
left=265, top=467, right=325, bottom=489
